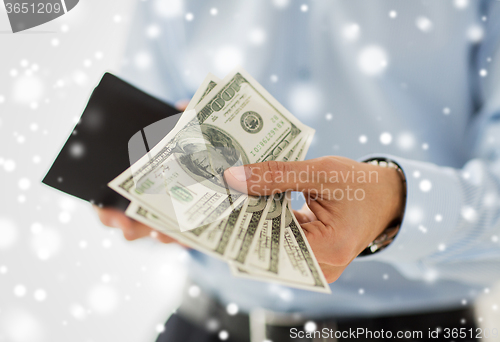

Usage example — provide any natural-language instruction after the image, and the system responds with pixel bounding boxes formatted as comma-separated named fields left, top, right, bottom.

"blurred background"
left=0, top=1, right=499, bottom=341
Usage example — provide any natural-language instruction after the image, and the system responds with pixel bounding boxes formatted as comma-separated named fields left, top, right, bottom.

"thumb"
left=224, top=160, right=318, bottom=196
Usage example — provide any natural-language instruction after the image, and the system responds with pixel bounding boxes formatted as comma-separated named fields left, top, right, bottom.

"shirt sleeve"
left=117, top=1, right=193, bottom=104
left=356, top=3, right=500, bottom=285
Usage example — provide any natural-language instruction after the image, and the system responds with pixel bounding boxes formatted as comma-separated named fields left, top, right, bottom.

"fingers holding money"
left=300, top=220, right=356, bottom=283
left=293, top=202, right=317, bottom=224
left=105, top=69, right=330, bottom=292
left=301, top=219, right=358, bottom=269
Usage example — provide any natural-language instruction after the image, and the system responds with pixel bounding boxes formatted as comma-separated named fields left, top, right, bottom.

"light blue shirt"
left=120, top=0, right=500, bottom=317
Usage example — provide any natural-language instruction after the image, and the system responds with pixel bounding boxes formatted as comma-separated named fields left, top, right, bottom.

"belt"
left=176, top=283, right=477, bottom=342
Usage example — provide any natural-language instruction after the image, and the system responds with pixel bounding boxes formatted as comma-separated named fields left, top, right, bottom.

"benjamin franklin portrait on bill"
left=173, top=124, right=249, bottom=191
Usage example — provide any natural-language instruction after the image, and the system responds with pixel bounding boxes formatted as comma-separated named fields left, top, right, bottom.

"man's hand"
left=224, top=156, right=405, bottom=283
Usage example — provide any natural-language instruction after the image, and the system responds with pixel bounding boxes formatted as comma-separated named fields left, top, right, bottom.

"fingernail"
left=227, top=166, right=251, bottom=182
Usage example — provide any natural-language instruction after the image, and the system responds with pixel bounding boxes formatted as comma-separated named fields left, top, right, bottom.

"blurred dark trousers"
left=156, top=306, right=478, bottom=342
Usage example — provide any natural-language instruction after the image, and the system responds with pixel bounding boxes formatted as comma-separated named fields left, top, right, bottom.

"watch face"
left=42, top=73, right=180, bottom=211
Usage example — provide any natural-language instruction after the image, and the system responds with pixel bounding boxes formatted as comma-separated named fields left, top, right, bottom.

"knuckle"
left=262, top=161, right=289, bottom=182
left=326, top=273, right=341, bottom=283
left=122, top=229, right=137, bottom=241
left=316, top=156, right=337, bottom=171
left=330, top=246, right=354, bottom=266
left=321, top=265, right=343, bottom=284
left=95, top=211, right=112, bottom=227
left=98, top=216, right=110, bottom=227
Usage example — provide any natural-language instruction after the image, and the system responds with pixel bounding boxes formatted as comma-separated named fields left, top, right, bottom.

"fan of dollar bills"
left=109, top=68, right=330, bottom=293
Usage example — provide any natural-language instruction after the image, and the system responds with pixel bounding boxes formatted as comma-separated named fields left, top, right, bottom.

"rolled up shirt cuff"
left=355, top=154, right=463, bottom=263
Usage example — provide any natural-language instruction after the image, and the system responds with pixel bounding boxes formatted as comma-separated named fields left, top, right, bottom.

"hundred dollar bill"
left=186, top=73, right=221, bottom=111
left=241, top=194, right=284, bottom=275
left=222, top=128, right=311, bottom=264
left=124, top=73, right=310, bottom=254
left=109, top=68, right=307, bottom=232
left=122, top=70, right=322, bottom=291
left=125, top=72, right=307, bottom=234
left=225, top=195, right=269, bottom=264
left=281, top=137, right=303, bottom=162
left=295, top=134, right=313, bottom=162
left=126, top=75, right=248, bottom=253
left=169, top=73, right=222, bottom=151
left=123, top=73, right=226, bottom=233
left=127, top=73, right=281, bottom=255
left=125, top=201, right=245, bottom=260
left=238, top=138, right=307, bottom=275
left=125, top=203, right=191, bottom=243
left=280, top=196, right=330, bottom=292
left=225, top=138, right=307, bottom=277
left=230, top=133, right=320, bottom=284
left=230, top=195, right=330, bottom=293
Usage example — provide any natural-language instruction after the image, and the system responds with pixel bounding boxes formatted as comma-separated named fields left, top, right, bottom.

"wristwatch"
left=359, top=158, right=407, bottom=255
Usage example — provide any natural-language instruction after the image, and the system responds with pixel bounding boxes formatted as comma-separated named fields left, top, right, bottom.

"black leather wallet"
left=42, top=73, right=180, bottom=211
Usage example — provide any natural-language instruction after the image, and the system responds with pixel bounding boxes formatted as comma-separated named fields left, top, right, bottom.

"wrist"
left=362, top=158, right=407, bottom=254
left=385, top=166, right=406, bottom=224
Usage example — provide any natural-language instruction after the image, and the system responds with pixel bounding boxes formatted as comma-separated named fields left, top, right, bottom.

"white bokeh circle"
left=0, top=218, right=18, bottom=250
left=358, top=46, right=388, bottom=76
left=87, top=284, right=120, bottom=315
